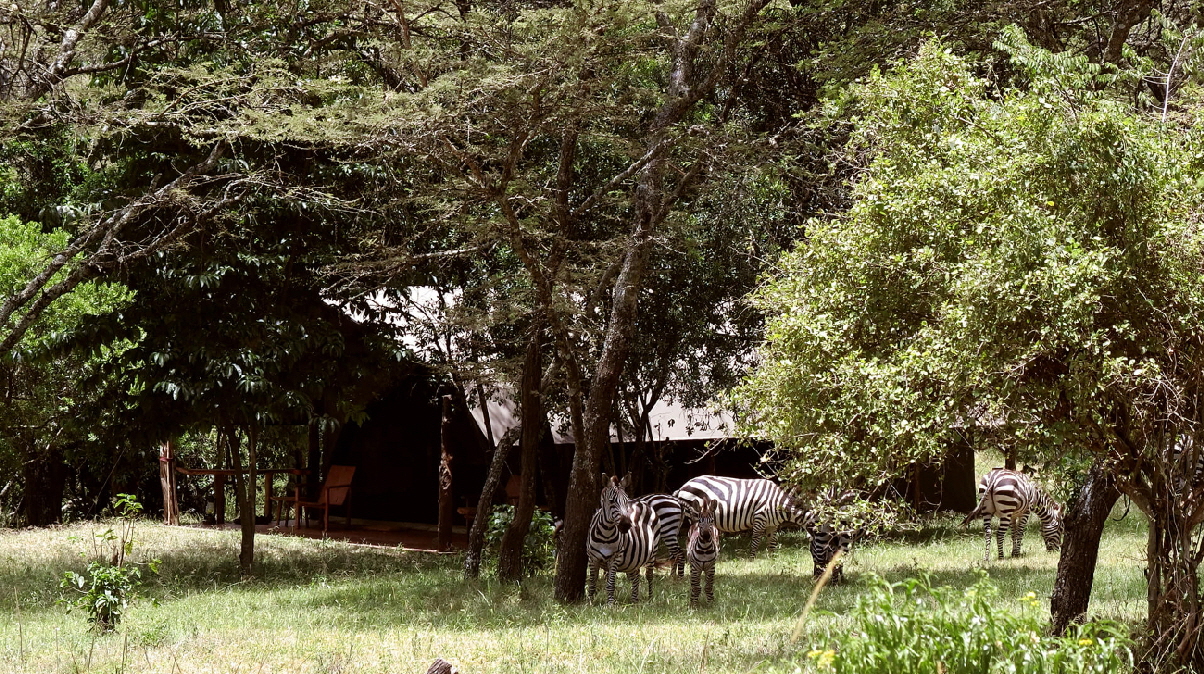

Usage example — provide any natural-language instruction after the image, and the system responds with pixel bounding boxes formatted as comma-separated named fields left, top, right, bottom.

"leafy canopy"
left=733, top=30, right=1204, bottom=492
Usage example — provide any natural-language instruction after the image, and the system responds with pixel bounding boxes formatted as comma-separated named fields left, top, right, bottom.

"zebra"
left=686, top=496, right=720, bottom=606
left=804, top=521, right=863, bottom=583
left=962, top=468, right=1063, bottom=562
left=674, top=476, right=812, bottom=557
left=632, top=493, right=687, bottom=576
left=587, top=474, right=661, bottom=605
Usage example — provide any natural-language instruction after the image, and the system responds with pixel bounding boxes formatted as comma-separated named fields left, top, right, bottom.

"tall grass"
left=0, top=508, right=1146, bottom=674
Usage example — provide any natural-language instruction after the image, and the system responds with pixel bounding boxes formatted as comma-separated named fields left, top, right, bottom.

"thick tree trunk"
left=464, top=427, right=520, bottom=579
left=438, top=395, right=456, bottom=551
left=499, top=327, right=543, bottom=582
left=1050, top=459, right=1119, bottom=635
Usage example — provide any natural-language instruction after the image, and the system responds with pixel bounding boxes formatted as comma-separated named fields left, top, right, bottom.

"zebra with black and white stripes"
left=632, top=493, right=687, bottom=576
left=587, top=474, right=661, bottom=605
left=962, top=468, right=1063, bottom=562
left=686, top=496, right=720, bottom=606
left=674, top=476, right=812, bottom=557
left=804, top=521, right=862, bottom=583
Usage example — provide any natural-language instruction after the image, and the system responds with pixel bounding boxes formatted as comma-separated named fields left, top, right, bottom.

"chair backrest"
left=321, top=465, right=356, bottom=506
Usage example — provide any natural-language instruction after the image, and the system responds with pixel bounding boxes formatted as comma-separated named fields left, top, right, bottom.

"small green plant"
left=795, top=575, right=1133, bottom=674
left=60, top=494, right=159, bottom=631
left=483, top=504, right=556, bottom=576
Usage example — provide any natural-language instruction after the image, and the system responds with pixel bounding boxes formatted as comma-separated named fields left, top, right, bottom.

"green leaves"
left=734, top=33, right=1204, bottom=492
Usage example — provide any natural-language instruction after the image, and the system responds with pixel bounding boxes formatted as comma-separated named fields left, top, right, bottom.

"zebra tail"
left=960, top=498, right=987, bottom=526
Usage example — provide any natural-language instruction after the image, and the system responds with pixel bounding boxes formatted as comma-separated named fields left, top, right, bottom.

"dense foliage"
left=734, top=30, right=1204, bottom=665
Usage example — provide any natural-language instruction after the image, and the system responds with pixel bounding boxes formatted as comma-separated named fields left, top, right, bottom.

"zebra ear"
left=620, top=472, right=632, bottom=491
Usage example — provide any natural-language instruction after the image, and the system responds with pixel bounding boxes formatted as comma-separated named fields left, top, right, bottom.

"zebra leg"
left=645, top=563, right=654, bottom=599
left=587, top=559, right=600, bottom=602
left=767, top=527, right=780, bottom=554
left=689, top=563, right=701, bottom=607
left=996, top=515, right=1010, bottom=560
left=606, top=558, right=619, bottom=606
left=982, top=515, right=993, bottom=562
left=705, top=565, right=715, bottom=603
left=1012, top=512, right=1029, bottom=557
left=750, top=518, right=767, bottom=557
left=669, top=537, right=685, bottom=577
left=629, top=570, right=641, bottom=604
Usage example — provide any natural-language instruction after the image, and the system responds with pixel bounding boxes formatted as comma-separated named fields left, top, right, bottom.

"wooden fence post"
left=159, top=440, right=180, bottom=525
left=438, top=395, right=455, bottom=551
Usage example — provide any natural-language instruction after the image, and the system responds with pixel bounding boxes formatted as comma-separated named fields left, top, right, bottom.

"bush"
left=483, top=504, right=556, bottom=576
left=794, top=576, right=1133, bottom=674
left=59, top=494, right=159, bottom=631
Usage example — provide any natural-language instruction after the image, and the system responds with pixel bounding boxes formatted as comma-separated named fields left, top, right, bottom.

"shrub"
left=795, top=576, right=1133, bottom=674
left=59, top=494, right=159, bottom=631
left=483, top=504, right=556, bottom=576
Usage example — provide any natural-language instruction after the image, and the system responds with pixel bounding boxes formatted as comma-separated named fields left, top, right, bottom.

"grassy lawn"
left=0, top=504, right=1147, bottom=674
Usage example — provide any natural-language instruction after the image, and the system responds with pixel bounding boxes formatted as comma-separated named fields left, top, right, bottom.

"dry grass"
left=0, top=502, right=1147, bottom=674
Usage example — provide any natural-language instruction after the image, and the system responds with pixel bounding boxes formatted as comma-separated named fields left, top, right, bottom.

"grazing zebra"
left=674, top=476, right=813, bottom=557
left=587, top=474, right=661, bottom=605
left=962, top=468, right=1063, bottom=562
left=686, top=496, right=720, bottom=606
left=633, top=493, right=687, bottom=576
left=804, top=521, right=863, bottom=583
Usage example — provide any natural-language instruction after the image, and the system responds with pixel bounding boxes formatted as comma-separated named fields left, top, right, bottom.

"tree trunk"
left=1144, top=495, right=1204, bottom=667
left=499, top=326, right=543, bottom=582
left=554, top=213, right=656, bottom=601
left=20, top=440, right=66, bottom=526
left=438, top=395, right=456, bottom=551
left=464, top=427, right=520, bottom=579
left=1050, top=458, right=1119, bottom=635
left=306, top=414, right=322, bottom=501
left=229, top=428, right=257, bottom=576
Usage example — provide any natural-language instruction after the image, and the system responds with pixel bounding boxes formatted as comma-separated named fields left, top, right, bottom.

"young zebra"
left=674, top=476, right=813, bottom=557
left=686, top=496, right=720, bottom=606
left=962, top=468, right=1063, bottom=562
left=804, top=521, right=863, bottom=583
left=587, top=474, right=661, bottom=605
left=632, top=493, right=687, bottom=576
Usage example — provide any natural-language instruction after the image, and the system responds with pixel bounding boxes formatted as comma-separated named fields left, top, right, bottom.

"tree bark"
left=464, top=427, right=520, bottom=579
left=1050, top=458, right=1119, bottom=635
left=229, top=428, right=257, bottom=576
left=498, top=326, right=544, bottom=582
left=438, top=395, right=456, bottom=551
left=554, top=212, right=657, bottom=601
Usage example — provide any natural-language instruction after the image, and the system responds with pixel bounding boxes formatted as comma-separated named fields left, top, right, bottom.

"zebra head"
left=689, top=496, right=718, bottom=548
left=804, top=521, right=862, bottom=582
left=1041, top=502, right=1064, bottom=552
left=599, top=473, right=633, bottom=525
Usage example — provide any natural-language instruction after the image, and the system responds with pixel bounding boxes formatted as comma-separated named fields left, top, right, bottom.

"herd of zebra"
left=585, top=474, right=863, bottom=606
left=584, top=468, right=1068, bottom=606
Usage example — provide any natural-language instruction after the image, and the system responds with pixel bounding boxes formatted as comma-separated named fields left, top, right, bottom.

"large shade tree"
left=734, top=32, right=1204, bottom=666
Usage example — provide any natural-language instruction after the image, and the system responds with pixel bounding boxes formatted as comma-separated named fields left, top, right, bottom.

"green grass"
left=0, top=509, right=1147, bottom=674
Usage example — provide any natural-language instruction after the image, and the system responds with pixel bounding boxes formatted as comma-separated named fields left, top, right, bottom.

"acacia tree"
left=331, top=0, right=775, bottom=594
left=734, top=33, right=1204, bottom=666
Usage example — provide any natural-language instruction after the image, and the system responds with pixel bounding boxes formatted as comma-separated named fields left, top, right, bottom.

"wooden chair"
left=455, top=474, right=524, bottom=526
left=274, top=465, right=355, bottom=533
